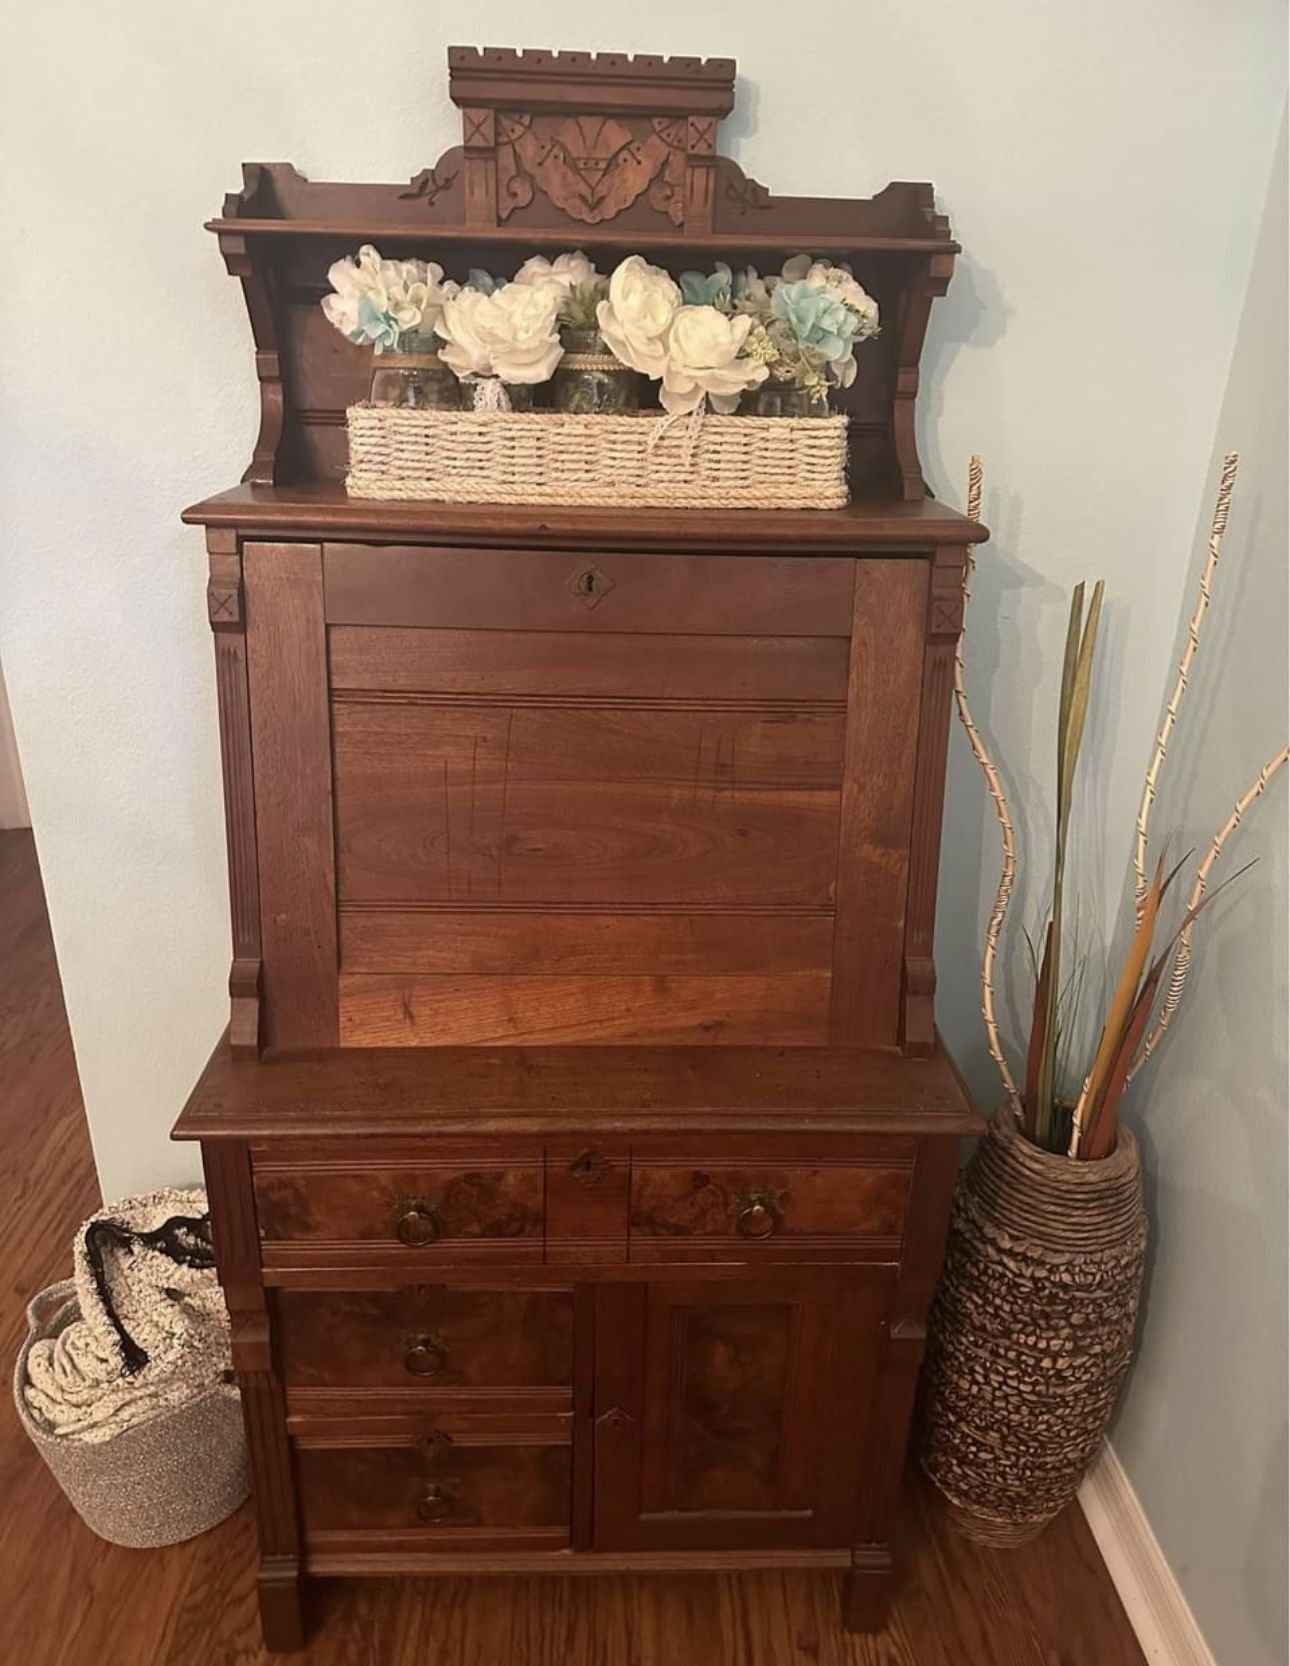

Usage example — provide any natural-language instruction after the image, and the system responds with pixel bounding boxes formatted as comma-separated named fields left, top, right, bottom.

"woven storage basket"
left=919, top=1109, right=1147, bottom=1547
left=14, top=1281, right=248, bottom=1548
left=345, top=406, right=850, bottom=510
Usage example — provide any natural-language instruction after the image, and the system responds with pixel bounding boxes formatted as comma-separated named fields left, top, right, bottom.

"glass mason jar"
left=461, top=376, right=535, bottom=413
left=551, top=328, right=640, bottom=415
left=369, top=332, right=459, bottom=410
left=742, top=381, right=831, bottom=418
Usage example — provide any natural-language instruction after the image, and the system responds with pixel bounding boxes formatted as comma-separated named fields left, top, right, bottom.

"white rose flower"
left=659, top=305, right=769, bottom=416
left=435, top=282, right=563, bottom=384
left=597, top=255, right=681, bottom=379
left=513, top=250, right=602, bottom=299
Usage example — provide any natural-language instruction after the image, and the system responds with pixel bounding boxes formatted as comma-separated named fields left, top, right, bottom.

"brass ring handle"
left=395, top=1201, right=441, bottom=1247
left=735, top=1195, right=781, bottom=1240
left=403, top=1334, right=448, bottom=1378
left=415, top=1482, right=455, bottom=1523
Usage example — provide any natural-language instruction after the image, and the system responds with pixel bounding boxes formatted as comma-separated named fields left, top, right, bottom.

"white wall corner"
left=1079, top=1442, right=1218, bottom=1666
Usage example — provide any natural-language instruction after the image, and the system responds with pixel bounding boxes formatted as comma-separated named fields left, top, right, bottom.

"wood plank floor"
left=0, top=827, right=1146, bottom=1665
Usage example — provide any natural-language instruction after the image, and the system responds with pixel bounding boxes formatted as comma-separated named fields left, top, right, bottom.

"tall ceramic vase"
left=919, top=1107, right=1148, bottom=1546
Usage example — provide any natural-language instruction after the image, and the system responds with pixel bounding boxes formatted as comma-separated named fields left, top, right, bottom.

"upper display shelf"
left=211, top=49, right=957, bottom=254
left=210, top=47, right=959, bottom=502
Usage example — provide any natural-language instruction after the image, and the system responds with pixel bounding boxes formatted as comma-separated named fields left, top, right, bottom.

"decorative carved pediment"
left=448, top=48, right=736, bottom=233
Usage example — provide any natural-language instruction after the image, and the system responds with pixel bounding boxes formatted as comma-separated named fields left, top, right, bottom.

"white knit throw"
left=23, top=1188, right=235, bottom=1444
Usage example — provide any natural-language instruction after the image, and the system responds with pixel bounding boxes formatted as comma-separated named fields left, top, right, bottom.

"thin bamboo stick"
left=1133, top=454, right=1239, bottom=920
left=1129, top=746, right=1288, bottom=1080
left=953, top=456, right=1023, bottom=1115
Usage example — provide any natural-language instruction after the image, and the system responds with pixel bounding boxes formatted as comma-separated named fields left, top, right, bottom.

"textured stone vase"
left=919, top=1108, right=1148, bottom=1546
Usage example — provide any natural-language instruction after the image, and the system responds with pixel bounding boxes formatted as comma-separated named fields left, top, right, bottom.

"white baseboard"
left=1079, top=1442, right=1217, bottom=1666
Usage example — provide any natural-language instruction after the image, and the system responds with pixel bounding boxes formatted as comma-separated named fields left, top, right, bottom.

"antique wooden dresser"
left=173, top=47, right=984, bottom=1651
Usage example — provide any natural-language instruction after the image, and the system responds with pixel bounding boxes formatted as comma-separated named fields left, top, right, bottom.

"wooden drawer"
left=252, top=1142, right=545, bottom=1266
left=275, top=1287, right=574, bottom=1392
left=296, top=1423, right=571, bottom=1550
left=628, top=1142, right=914, bottom=1263
left=323, top=543, right=856, bottom=637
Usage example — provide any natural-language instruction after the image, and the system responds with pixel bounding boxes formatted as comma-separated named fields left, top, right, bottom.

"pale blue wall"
left=1107, top=118, right=1288, bottom=1666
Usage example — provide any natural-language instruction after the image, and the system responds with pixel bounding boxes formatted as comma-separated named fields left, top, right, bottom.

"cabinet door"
left=592, top=1270, right=892, bottom=1551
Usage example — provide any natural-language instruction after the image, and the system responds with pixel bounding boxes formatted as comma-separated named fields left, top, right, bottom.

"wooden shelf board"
left=207, top=218, right=959, bottom=256
left=173, top=1036, right=982, bottom=1141
left=182, top=482, right=987, bottom=551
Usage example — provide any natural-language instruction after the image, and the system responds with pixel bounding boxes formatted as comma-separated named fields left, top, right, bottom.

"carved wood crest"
left=496, top=113, right=687, bottom=225
left=447, top=49, right=737, bottom=233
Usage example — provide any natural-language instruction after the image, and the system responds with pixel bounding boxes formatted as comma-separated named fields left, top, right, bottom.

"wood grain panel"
left=243, top=541, right=338, bottom=1049
left=329, top=625, right=850, bottom=703
left=338, top=972, right=831, bottom=1047
left=324, top=545, right=856, bottom=636
left=594, top=1272, right=887, bottom=1553
left=275, top=1288, right=574, bottom=1390
left=332, top=702, right=844, bottom=907
left=629, top=1159, right=911, bottom=1263
left=295, top=1440, right=571, bottom=1535
left=339, top=908, right=834, bottom=976
left=253, top=1158, right=544, bottom=1245
left=829, top=559, right=928, bottom=1046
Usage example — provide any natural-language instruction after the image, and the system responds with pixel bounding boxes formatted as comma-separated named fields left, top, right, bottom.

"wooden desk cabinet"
left=173, top=47, right=984, bottom=1651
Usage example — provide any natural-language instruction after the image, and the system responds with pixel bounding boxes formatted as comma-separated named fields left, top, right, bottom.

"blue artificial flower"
left=772, top=280, right=859, bottom=363
left=467, top=268, right=499, bottom=294
left=352, top=294, right=402, bottom=353
left=679, top=262, right=733, bottom=309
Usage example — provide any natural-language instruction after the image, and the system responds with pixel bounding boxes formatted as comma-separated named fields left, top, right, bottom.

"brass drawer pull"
left=415, top=1481, right=457, bottom=1523
left=394, top=1198, right=442, bottom=1246
left=735, top=1193, right=781, bottom=1240
left=403, top=1333, right=448, bottom=1377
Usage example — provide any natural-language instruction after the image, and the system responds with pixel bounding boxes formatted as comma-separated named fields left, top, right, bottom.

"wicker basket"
left=15, top=1281, right=248, bottom=1548
left=919, top=1109, right=1148, bottom=1547
left=345, top=406, right=849, bottom=510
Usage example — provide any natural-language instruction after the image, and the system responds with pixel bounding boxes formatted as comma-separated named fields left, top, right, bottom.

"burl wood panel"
left=329, top=625, right=850, bottom=703
left=295, top=1439, right=571, bottom=1534
left=339, top=908, right=834, bottom=976
left=593, top=1271, right=890, bottom=1552
left=243, top=542, right=338, bottom=1049
left=331, top=702, right=844, bottom=908
left=337, top=970, right=831, bottom=1047
left=665, top=1300, right=795, bottom=1513
left=274, top=1288, right=574, bottom=1390
left=323, top=544, right=856, bottom=637
left=253, top=1158, right=544, bottom=1245
left=629, top=1159, right=912, bottom=1262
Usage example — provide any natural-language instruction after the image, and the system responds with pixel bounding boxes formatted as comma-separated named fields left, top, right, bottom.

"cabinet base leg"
left=842, top=1547, right=893, bottom=1633
left=258, top=1556, right=306, bottom=1652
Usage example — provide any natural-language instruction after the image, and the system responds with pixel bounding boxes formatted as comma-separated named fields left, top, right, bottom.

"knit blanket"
left=22, top=1188, right=235, bottom=1444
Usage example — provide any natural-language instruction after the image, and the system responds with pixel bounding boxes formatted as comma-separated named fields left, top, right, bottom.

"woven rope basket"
left=919, top=1109, right=1147, bottom=1547
left=15, top=1282, right=248, bottom=1547
left=345, top=406, right=849, bottom=510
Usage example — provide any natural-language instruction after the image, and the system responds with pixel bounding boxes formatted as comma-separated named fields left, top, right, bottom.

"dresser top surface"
left=182, top=483, right=988, bottom=552
left=174, top=1037, right=980, bottom=1142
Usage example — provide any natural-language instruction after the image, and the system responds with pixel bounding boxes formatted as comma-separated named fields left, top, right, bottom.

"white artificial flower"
left=733, top=265, right=777, bottom=314
left=513, top=250, right=602, bottom=299
left=597, top=255, right=681, bottom=379
left=322, top=245, right=457, bottom=347
left=659, top=305, right=768, bottom=416
left=435, top=282, right=563, bottom=384
left=780, top=256, right=879, bottom=340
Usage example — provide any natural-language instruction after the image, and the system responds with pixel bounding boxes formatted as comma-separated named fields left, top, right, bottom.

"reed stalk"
left=1133, top=455, right=1238, bottom=920
left=952, top=456, right=1022, bottom=1115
